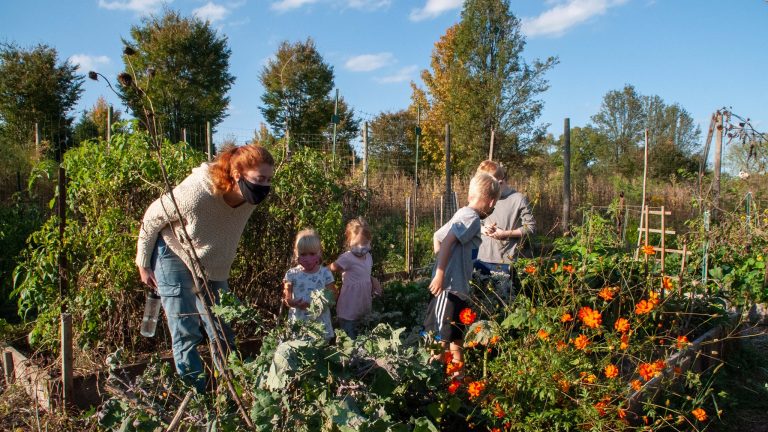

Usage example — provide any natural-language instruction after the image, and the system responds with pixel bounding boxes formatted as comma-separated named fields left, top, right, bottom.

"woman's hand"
left=138, top=266, right=157, bottom=288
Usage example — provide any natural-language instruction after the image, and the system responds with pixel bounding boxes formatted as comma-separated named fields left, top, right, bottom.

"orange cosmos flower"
left=493, top=402, right=505, bottom=418
left=618, top=408, right=627, bottom=420
left=691, top=408, right=707, bottom=422
left=466, top=341, right=479, bottom=348
left=604, top=364, right=619, bottom=379
left=573, top=334, right=590, bottom=350
left=556, top=341, right=567, bottom=351
left=642, top=245, right=655, bottom=255
left=662, top=277, right=673, bottom=291
left=474, top=325, right=483, bottom=334
left=562, top=264, right=574, bottom=273
left=447, top=380, right=460, bottom=394
left=620, top=333, right=630, bottom=350
left=524, top=264, right=536, bottom=274
left=580, top=372, right=597, bottom=384
left=676, top=335, right=689, bottom=349
left=598, top=287, right=616, bottom=301
left=594, top=400, right=608, bottom=416
left=537, top=329, right=550, bottom=340
left=490, top=335, right=500, bottom=344
left=653, top=360, right=666, bottom=371
left=614, top=318, right=630, bottom=333
left=635, top=299, right=655, bottom=315
left=459, top=308, right=477, bottom=325
left=630, top=379, right=643, bottom=391
left=490, top=428, right=501, bottom=432
left=638, top=362, right=660, bottom=381
left=551, top=262, right=559, bottom=272
left=558, top=379, right=570, bottom=392
left=467, top=380, right=486, bottom=399
left=446, top=361, right=464, bottom=375
left=561, top=313, right=573, bottom=323
left=578, top=306, right=602, bottom=328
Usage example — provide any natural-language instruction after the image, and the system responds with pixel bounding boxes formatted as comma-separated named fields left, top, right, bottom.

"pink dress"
left=335, top=251, right=373, bottom=321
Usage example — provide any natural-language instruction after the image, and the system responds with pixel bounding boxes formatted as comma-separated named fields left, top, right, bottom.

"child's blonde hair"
left=476, top=160, right=506, bottom=181
left=469, top=173, right=501, bottom=201
left=344, top=217, right=372, bottom=247
left=294, top=229, right=322, bottom=257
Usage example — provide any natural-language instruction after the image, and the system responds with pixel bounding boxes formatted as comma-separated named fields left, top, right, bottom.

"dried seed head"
left=117, top=73, right=133, bottom=88
left=88, top=71, right=98, bottom=81
left=123, top=46, right=137, bottom=56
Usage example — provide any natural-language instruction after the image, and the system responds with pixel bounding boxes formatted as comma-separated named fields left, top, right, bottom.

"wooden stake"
left=363, top=122, right=368, bottom=189
left=489, top=129, right=495, bottom=161
left=712, top=112, right=724, bottom=220
left=660, top=205, right=666, bottom=275
left=61, top=313, right=73, bottom=410
left=562, top=118, right=571, bottom=234
left=206, top=121, right=213, bottom=161
left=166, top=390, right=194, bottom=432
left=2, top=350, right=13, bottom=385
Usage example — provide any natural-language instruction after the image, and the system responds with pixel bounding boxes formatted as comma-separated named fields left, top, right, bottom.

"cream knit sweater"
left=135, top=163, right=256, bottom=281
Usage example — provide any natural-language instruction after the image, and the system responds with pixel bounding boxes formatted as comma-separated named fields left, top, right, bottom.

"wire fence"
left=3, top=114, right=766, bottom=279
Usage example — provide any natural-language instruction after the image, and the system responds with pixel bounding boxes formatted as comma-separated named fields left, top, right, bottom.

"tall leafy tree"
left=118, top=9, right=235, bottom=149
left=644, top=95, right=700, bottom=178
left=0, top=43, right=83, bottom=161
left=413, top=0, right=557, bottom=173
left=591, top=84, right=646, bottom=177
left=73, top=96, right=123, bottom=145
left=260, top=38, right=358, bottom=152
left=368, top=110, right=419, bottom=173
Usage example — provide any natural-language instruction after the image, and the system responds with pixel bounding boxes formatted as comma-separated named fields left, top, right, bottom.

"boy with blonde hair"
left=425, top=173, right=500, bottom=367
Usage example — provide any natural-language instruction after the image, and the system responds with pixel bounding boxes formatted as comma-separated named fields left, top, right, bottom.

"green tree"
left=0, top=43, right=83, bottom=162
left=118, top=9, right=234, bottom=149
left=368, top=110, right=418, bottom=173
left=413, top=0, right=556, bottom=173
left=591, top=84, right=646, bottom=177
left=644, top=95, right=700, bottom=178
left=73, top=96, right=123, bottom=145
left=259, top=38, right=358, bottom=153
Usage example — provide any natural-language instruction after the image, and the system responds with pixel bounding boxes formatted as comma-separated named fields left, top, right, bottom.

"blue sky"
left=2, top=0, right=767, bottom=151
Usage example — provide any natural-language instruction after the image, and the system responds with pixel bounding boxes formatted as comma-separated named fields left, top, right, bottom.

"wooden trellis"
left=634, top=205, right=691, bottom=293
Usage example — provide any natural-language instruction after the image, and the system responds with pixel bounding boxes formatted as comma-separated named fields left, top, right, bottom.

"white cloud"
left=69, top=54, right=111, bottom=73
left=409, top=0, right=463, bottom=22
left=345, top=53, right=395, bottom=72
left=271, top=0, right=319, bottom=11
left=345, top=0, right=391, bottom=10
left=376, top=65, right=418, bottom=83
left=193, top=2, right=231, bottom=22
left=521, top=0, right=628, bottom=38
left=97, top=0, right=169, bottom=14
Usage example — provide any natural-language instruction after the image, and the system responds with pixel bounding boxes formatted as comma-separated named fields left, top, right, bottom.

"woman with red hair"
left=136, top=144, right=274, bottom=390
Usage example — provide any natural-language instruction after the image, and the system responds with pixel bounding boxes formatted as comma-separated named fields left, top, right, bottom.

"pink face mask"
left=298, top=254, right=321, bottom=272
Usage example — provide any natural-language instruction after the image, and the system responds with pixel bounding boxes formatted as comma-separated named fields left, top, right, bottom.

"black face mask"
left=238, top=177, right=270, bottom=205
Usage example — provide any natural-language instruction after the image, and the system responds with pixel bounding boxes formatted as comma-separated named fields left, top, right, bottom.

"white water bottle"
left=140, top=291, right=161, bottom=337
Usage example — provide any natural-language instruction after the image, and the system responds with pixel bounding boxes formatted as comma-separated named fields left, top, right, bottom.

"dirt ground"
left=708, top=324, right=768, bottom=432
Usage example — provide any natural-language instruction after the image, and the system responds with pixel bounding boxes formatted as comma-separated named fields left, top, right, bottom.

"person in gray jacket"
left=474, top=160, right=535, bottom=275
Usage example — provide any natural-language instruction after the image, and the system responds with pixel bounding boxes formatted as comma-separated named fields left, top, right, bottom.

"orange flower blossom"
left=459, top=308, right=477, bottom=325
left=573, top=334, right=590, bottom=350
left=537, top=329, right=550, bottom=340
left=676, top=335, right=689, bottom=349
left=447, top=380, right=460, bottom=394
left=524, top=264, right=536, bottom=274
left=604, top=364, right=619, bottom=379
left=561, top=313, right=573, bottom=323
left=578, top=306, right=602, bottom=328
left=467, top=380, right=486, bottom=399
left=642, top=245, right=655, bottom=255
left=614, top=318, right=630, bottom=333
left=598, top=287, right=616, bottom=301
left=691, top=408, right=707, bottom=422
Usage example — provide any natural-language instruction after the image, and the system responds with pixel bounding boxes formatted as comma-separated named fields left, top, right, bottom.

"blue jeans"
left=151, top=237, right=235, bottom=391
left=474, top=260, right=511, bottom=275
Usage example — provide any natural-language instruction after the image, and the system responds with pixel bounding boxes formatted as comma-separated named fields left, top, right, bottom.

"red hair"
left=209, top=144, right=275, bottom=194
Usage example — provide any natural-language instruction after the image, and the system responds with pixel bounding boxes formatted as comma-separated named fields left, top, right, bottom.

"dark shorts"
left=423, top=291, right=468, bottom=343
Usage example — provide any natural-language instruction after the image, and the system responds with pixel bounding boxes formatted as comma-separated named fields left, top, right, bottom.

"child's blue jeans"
left=151, top=237, right=235, bottom=391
